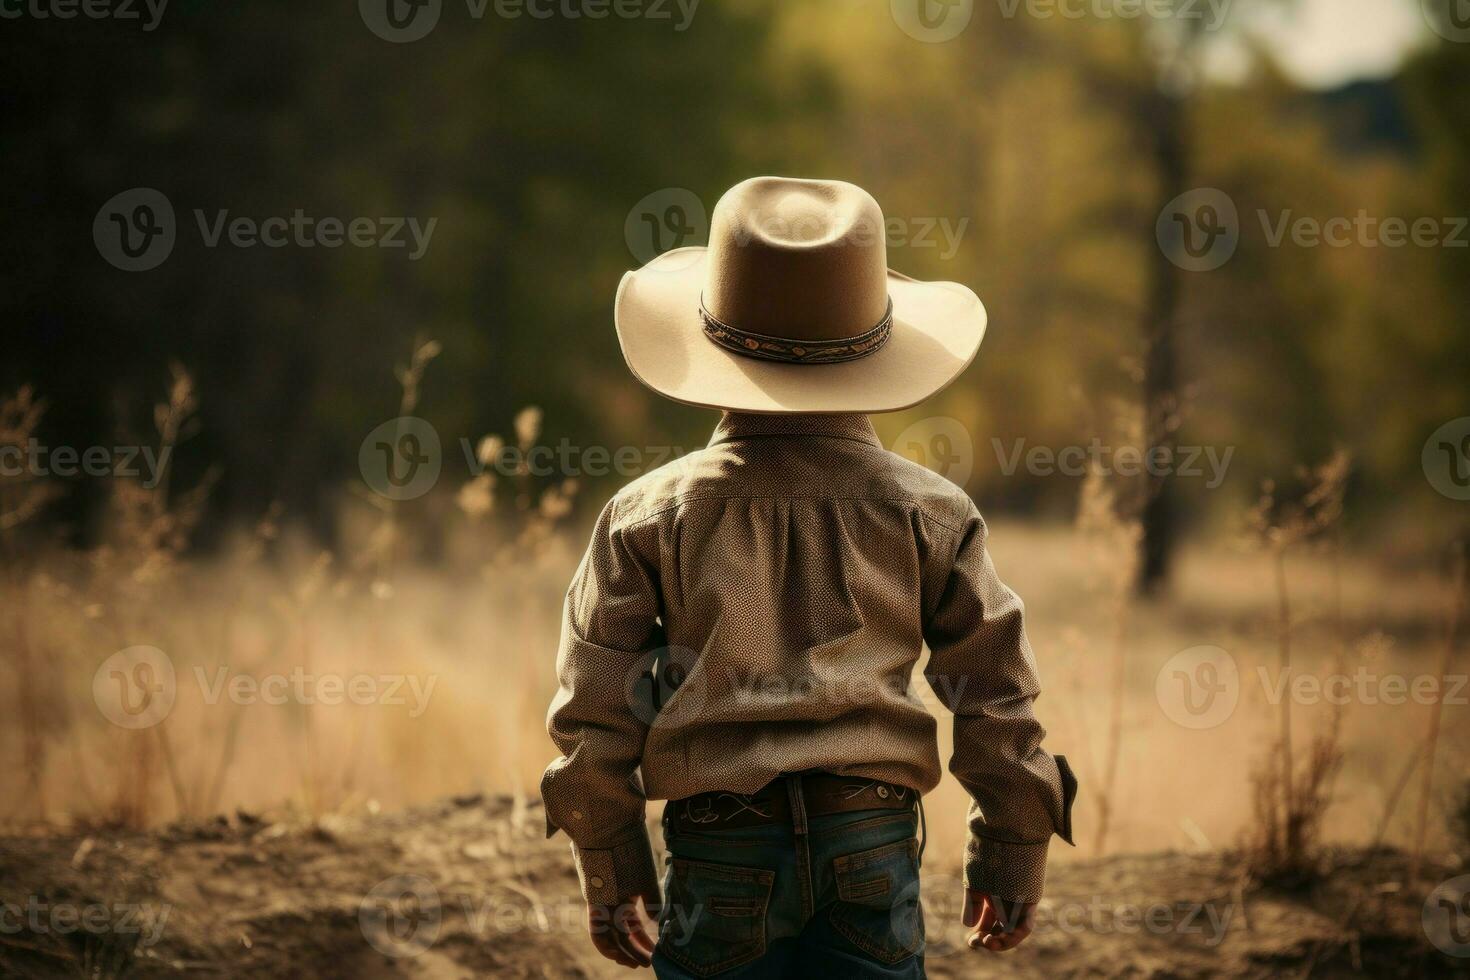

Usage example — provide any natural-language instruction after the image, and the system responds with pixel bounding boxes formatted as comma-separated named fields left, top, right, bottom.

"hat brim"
left=614, top=247, right=987, bottom=415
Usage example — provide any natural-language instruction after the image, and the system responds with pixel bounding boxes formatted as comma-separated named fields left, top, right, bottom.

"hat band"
left=698, top=297, right=893, bottom=364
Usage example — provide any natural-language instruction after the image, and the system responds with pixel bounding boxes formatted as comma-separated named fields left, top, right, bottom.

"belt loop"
left=916, top=793, right=927, bottom=862
left=785, top=774, right=809, bottom=837
left=785, top=773, right=815, bottom=921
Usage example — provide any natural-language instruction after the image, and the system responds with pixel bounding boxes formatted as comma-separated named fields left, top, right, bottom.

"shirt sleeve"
left=541, top=499, right=663, bottom=907
left=922, top=509, right=1077, bottom=903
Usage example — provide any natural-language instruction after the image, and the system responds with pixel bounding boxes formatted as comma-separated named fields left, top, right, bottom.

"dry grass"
left=1409, top=538, right=1469, bottom=883
left=1240, top=451, right=1351, bottom=882
left=1067, top=395, right=1146, bottom=857
left=0, top=355, right=579, bottom=831
left=0, top=369, right=1466, bottom=883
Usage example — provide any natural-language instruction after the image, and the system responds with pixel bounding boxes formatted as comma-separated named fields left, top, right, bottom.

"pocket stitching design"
left=672, top=857, right=775, bottom=884
left=708, top=897, right=760, bottom=917
left=658, top=860, right=773, bottom=978
left=829, top=904, right=922, bottom=965
left=833, top=837, right=911, bottom=875
left=842, top=876, right=890, bottom=901
left=829, top=839, right=923, bottom=965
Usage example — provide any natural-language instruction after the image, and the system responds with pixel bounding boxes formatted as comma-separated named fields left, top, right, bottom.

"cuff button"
left=572, top=811, right=584, bottom=820
left=589, top=875, right=605, bottom=889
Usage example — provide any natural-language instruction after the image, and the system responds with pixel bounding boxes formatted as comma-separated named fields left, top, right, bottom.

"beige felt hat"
left=614, top=176, right=987, bottom=415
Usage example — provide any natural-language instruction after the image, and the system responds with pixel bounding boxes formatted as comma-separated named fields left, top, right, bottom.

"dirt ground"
left=0, top=794, right=1464, bottom=979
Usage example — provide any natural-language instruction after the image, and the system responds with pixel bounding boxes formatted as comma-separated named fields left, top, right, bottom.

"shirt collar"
left=708, top=412, right=882, bottom=449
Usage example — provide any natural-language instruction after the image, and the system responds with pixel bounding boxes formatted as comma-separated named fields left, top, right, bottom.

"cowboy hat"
left=614, top=176, right=986, bottom=414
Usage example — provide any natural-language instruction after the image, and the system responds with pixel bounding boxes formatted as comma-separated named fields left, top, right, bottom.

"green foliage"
left=0, top=0, right=1464, bottom=543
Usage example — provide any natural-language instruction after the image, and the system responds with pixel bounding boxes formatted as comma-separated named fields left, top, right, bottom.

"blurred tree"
left=0, top=0, right=1464, bottom=554
left=0, top=0, right=832, bottom=544
left=1069, top=3, right=1259, bottom=594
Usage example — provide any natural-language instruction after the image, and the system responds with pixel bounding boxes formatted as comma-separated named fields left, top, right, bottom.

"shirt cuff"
left=964, top=834, right=1050, bottom=903
left=570, top=828, right=660, bottom=907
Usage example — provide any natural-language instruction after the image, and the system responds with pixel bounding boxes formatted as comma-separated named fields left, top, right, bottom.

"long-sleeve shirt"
left=541, top=412, right=1076, bottom=906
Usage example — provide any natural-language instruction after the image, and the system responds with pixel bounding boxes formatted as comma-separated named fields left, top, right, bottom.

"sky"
left=1221, top=0, right=1435, bottom=88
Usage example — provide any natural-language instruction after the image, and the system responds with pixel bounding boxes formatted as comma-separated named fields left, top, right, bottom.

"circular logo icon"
left=899, top=870, right=963, bottom=958
left=1156, top=188, right=1239, bottom=272
left=94, top=188, right=176, bottom=272
left=360, top=417, right=442, bottom=501
left=360, top=874, right=442, bottom=958
left=625, top=646, right=707, bottom=730
left=359, top=0, right=442, bottom=42
left=1423, top=417, right=1470, bottom=501
left=1424, top=874, right=1470, bottom=957
left=1155, top=646, right=1239, bottom=729
left=93, top=646, right=177, bottom=729
left=891, top=0, right=974, bottom=42
left=1423, top=0, right=1470, bottom=43
left=891, top=416, right=974, bottom=489
left=624, top=188, right=708, bottom=270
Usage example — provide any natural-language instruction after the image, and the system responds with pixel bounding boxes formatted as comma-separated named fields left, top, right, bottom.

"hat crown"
left=703, top=177, right=890, bottom=342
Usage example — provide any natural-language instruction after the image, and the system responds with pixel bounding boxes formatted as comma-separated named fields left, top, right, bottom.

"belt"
left=665, top=771, right=917, bottom=834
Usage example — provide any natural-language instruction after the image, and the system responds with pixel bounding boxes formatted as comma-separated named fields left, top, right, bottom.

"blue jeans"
left=652, top=806, right=925, bottom=979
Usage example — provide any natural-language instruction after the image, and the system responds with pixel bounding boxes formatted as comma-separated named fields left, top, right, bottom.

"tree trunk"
left=1137, top=89, right=1185, bottom=596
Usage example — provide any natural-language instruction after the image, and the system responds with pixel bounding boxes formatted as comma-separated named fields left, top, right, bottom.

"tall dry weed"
left=1069, top=395, right=1145, bottom=855
left=1075, top=463, right=1142, bottom=855
left=1242, top=450, right=1351, bottom=881
left=1, top=386, right=62, bottom=822
left=1409, top=536, right=1468, bottom=882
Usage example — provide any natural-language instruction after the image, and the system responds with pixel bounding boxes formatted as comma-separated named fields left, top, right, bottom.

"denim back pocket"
left=829, top=837, right=923, bottom=964
left=658, top=857, right=774, bottom=977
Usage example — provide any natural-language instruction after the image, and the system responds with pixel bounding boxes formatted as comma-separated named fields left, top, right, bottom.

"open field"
left=2, top=488, right=1468, bottom=977
left=2, top=515, right=1466, bottom=862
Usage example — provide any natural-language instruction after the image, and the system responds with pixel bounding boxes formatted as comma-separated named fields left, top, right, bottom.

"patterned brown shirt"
left=542, top=412, right=1076, bottom=905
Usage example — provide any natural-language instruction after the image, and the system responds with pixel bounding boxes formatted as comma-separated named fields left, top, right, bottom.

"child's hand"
left=962, top=890, right=1037, bottom=952
left=586, top=887, right=660, bottom=969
